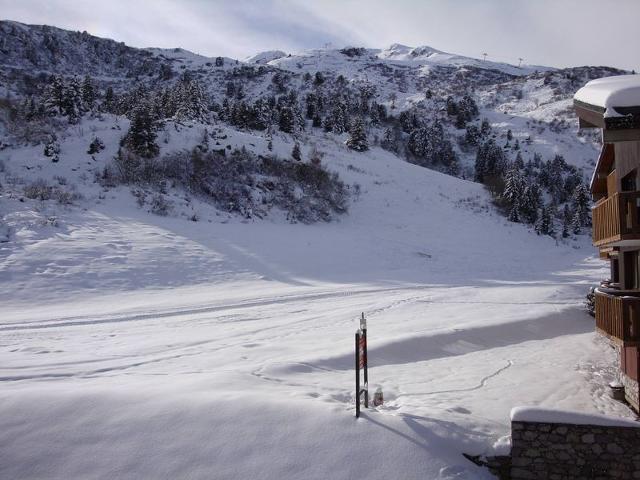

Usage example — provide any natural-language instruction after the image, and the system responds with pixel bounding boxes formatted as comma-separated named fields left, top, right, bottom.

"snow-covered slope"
left=0, top=21, right=636, bottom=480
left=0, top=118, right=633, bottom=479
left=376, top=43, right=550, bottom=76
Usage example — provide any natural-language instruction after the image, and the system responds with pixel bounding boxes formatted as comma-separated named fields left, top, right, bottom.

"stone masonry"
left=510, top=420, right=640, bottom=479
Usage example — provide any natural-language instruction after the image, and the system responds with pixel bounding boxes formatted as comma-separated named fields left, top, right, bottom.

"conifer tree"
left=560, top=204, right=572, bottom=238
left=535, top=205, right=555, bottom=237
left=572, top=184, right=591, bottom=227
left=103, top=86, right=116, bottom=113
left=81, top=75, right=96, bottom=111
left=346, top=117, right=368, bottom=152
left=502, top=168, right=526, bottom=212
left=43, top=74, right=65, bottom=115
left=123, top=103, right=159, bottom=158
left=278, top=107, right=295, bottom=133
left=291, top=142, right=302, bottom=161
left=520, top=183, right=541, bottom=225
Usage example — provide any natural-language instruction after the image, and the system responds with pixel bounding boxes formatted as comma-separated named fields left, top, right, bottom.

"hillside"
left=0, top=21, right=635, bottom=480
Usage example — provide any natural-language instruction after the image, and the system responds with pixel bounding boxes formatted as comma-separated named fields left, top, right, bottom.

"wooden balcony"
left=592, top=191, right=640, bottom=246
left=595, top=290, right=640, bottom=345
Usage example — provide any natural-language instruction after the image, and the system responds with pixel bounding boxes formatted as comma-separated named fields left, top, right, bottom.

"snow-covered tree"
left=123, top=103, right=159, bottom=158
left=571, top=184, right=591, bottom=228
left=346, top=117, right=368, bottom=152
left=291, top=142, right=302, bottom=161
left=87, top=136, right=105, bottom=155
left=535, top=205, right=555, bottom=237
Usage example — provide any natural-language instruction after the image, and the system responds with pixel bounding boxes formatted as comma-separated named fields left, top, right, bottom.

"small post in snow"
left=355, top=312, right=368, bottom=418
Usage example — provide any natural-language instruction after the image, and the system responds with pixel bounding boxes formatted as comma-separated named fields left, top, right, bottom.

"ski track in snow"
left=0, top=115, right=632, bottom=480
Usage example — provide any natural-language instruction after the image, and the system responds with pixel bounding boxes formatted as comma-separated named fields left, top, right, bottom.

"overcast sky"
left=1, top=0, right=638, bottom=71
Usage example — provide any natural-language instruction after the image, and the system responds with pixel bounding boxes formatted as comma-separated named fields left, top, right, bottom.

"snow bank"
left=246, top=50, right=287, bottom=64
left=574, top=74, right=640, bottom=116
left=0, top=387, right=493, bottom=480
left=511, top=406, right=639, bottom=427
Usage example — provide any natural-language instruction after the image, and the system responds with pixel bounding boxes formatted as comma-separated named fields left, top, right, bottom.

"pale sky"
left=1, top=0, right=638, bottom=71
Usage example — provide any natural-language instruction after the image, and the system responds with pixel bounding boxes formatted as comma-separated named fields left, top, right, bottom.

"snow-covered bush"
left=150, top=193, right=171, bottom=216
left=23, top=179, right=53, bottom=201
left=585, top=287, right=596, bottom=317
left=23, top=178, right=81, bottom=204
left=112, top=147, right=349, bottom=223
left=43, top=136, right=60, bottom=162
left=87, top=136, right=105, bottom=154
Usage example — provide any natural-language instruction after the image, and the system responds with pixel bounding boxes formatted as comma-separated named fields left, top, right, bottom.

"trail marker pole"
left=355, top=312, right=369, bottom=418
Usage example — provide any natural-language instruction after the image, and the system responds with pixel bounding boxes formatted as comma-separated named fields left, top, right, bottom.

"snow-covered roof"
left=511, top=406, right=639, bottom=428
left=574, top=75, right=640, bottom=117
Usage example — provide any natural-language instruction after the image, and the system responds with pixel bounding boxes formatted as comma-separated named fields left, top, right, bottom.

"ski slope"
left=0, top=126, right=634, bottom=479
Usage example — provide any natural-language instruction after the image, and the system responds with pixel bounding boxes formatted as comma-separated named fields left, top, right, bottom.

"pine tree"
left=123, top=103, right=159, bottom=158
left=103, top=86, right=116, bottom=113
left=561, top=204, right=572, bottom=238
left=480, top=118, right=491, bottom=136
left=572, top=184, right=591, bottom=227
left=535, top=205, right=555, bottom=237
left=81, top=75, right=96, bottom=111
left=464, top=124, right=480, bottom=146
left=502, top=168, right=526, bottom=211
left=381, top=127, right=398, bottom=153
left=520, top=183, right=541, bottom=224
left=291, top=142, right=302, bottom=161
left=43, top=75, right=65, bottom=115
left=475, top=139, right=507, bottom=183
left=508, top=199, right=520, bottom=222
left=571, top=211, right=582, bottom=235
left=346, top=117, right=368, bottom=152
left=63, top=76, right=83, bottom=122
left=278, top=107, right=295, bottom=133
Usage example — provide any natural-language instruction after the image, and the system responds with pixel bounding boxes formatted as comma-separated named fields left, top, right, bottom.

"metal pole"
left=363, top=326, right=368, bottom=408
left=355, top=331, right=360, bottom=418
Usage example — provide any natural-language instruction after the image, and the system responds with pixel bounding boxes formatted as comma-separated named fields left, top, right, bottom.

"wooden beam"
left=579, top=117, right=598, bottom=129
left=575, top=103, right=605, bottom=128
left=604, top=129, right=640, bottom=143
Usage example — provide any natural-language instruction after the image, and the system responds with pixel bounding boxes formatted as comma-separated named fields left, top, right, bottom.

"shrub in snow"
left=291, top=142, right=302, bottom=161
left=150, top=193, right=171, bottom=216
left=339, top=47, right=366, bottom=57
left=43, top=136, right=60, bottom=162
left=87, top=136, right=105, bottom=155
left=113, top=147, right=349, bottom=223
left=23, top=179, right=81, bottom=204
left=586, top=287, right=596, bottom=317
left=114, top=148, right=161, bottom=185
left=23, top=178, right=52, bottom=200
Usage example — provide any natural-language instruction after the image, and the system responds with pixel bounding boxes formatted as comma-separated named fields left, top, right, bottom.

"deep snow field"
left=0, top=120, right=635, bottom=479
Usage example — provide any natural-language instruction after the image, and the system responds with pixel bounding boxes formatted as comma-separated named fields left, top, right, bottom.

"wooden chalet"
left=575, top=75, right=640, bottom=411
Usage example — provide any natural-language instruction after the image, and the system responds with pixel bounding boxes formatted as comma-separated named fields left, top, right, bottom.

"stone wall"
left=622, top=373, right=639, bottom=412
left=510, top=420, right=640, bottom=479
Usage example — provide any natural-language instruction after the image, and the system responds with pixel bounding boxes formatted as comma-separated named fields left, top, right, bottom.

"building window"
left=624, top=251, right=640, bottom=289
left=612, top=257, right=620, bottom=283
left=622, top=170, right=637, bottom=192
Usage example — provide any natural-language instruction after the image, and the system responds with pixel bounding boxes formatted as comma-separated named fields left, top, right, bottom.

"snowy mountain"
left=0, top=20, right=634, bottom=480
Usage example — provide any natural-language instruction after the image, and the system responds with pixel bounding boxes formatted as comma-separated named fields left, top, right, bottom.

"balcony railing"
left=595, top=289, right=640, bottom=344
left=592, top=191, right=640, bottom=246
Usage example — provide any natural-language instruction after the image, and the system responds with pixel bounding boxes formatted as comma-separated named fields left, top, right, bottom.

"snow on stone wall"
left=510, top=418, right=640, bottom=479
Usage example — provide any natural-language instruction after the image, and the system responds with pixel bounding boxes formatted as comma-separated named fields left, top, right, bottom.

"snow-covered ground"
left=0, top=121, right=634, bottom=479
